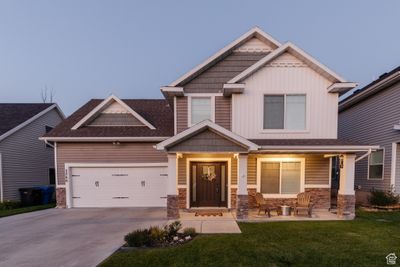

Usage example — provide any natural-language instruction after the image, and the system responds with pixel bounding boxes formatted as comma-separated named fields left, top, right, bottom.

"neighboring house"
left=0, top=103, right=64, bottom=201
left=339, top=66, right=400, bottom=203
left=42, top=27, right=378, bottom=219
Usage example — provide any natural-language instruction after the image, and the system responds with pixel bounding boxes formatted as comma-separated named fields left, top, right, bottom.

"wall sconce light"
left=112, top=141, right=120, bottom=145
left=339, top=155, right=344, bottom=169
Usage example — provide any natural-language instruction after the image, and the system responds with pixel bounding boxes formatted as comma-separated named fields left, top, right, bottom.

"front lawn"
left=101, top=210, right=400, bottom=267
left=0, top=203, right=55, bottom=218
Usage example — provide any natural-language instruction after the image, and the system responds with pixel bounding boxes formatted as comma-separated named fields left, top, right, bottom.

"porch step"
left=184, top=208, right=231, bottom=213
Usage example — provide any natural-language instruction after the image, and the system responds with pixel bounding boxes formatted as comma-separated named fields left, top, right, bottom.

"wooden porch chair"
left=255, top=193, right=279, bottom=217
left=294, top=192, right=314, bottom=218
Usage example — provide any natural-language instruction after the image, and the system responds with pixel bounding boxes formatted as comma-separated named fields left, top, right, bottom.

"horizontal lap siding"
left=396, top=144, right=400, bottom=193
left=0, top=109, right=63, bottom=200
left=215, top=96, right=231, bottom=130
left=247, top=154, right=330, bottom=186
left=339, top=82, right=400, bottom=191
left=177, top=154, right=237, bottom=185
left=176, top=97, right=188, bottom=133
left=56, top=142, right=167, bottom=185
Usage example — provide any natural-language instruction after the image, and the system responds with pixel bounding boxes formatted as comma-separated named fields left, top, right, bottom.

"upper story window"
left=263, top=94, right=306, bottom=130
left=368, top=149, right=384, bottom=179
left=190, top=97, right=212, bottom=125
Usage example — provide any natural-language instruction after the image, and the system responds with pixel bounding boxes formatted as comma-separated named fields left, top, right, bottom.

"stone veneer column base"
left=337, top=194, right=355, bottom=219
left=236, top=194, right=249, bottom=219
left=56, top=187, right=66, bottom=208
left=178, top=188, right=187, bottom=209
left=167, top=195, right=180, bottom=219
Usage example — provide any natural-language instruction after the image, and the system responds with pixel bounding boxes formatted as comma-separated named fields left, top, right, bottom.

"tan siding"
left=177, top=154, right=237, bottom=185
left=56, top=142, right=167, bottom=185
left=176, top=96, right=188, bottom=133
left=168, top=129, right=246, bottom=152
left=247, top=154, right=330, bottom=186
left=215, top=96, right=231, bottom=130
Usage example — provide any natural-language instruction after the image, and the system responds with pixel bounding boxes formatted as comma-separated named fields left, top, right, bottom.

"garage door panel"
left=70, top=166, right=167, bottom=208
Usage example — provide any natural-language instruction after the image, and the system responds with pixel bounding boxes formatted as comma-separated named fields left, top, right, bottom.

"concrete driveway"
left=0, top=207, right=167, bottom=267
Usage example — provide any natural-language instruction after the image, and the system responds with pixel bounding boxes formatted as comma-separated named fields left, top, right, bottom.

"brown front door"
left=190, top=162, right=228, bottom=207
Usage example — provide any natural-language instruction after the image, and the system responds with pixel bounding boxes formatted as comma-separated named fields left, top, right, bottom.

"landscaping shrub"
left=164, top=221, right=182, bottom=240
left=124, top=229, right=151, bottom=247
left=0, top=201, right=22, bottom=210
left=183, top=227, right=197, bottom=237
left=148, top=226, right=166, bottom=245
left=368, top=188, right=400, bottom=206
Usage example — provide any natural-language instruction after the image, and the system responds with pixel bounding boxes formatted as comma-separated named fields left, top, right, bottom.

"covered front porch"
left=156, top=121, right=376, bottom=221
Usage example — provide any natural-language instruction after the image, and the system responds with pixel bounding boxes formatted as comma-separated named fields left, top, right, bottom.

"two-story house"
left=42, top=27, right=377, bottom=219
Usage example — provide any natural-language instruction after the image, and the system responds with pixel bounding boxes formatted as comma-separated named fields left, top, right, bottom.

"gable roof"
left=156, top=120, right=259, bottom=151
left=42, top=98, right=173, bottom=141
left=0, top=103, right=64, bottom=142
left=167, top=27, right=281, bottom=88
left=227, top=42, right=348, bottom=84
left=339, top=66, right=400, bottom=112
left=71, top=95, right=156, bottom=130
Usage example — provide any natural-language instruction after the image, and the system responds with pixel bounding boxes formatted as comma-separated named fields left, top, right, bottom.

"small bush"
left=164, top=221, right=182, bottom=240
left=368, top=188, right=400, bottom=206
left=0, top=201, right=22, bottom=210
left=183, top=227, right=197, bottom=237
left=148, top=226, right=166, bottom=245
left=124, top=229, right=151, bottom=247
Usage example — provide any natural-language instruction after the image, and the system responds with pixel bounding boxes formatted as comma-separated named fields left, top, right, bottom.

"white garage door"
left=70, top=166, right=167, bottom=208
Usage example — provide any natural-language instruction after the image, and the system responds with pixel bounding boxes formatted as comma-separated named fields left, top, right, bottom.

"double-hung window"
left=263, top=94, right=306, bottom=130
left=368, top=149, right=384, bottom=179
left=190, top=97, right=212, bottom=125
left=258, top=158, right=304, bottom=196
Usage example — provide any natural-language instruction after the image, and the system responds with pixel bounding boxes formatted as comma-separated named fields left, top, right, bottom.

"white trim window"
left=368, top=149, right=384, bottom=180
left=257, top=158, right=305, bottom=198
left=263, top=94, right=306, bottom=130
left=189, top=96, right=214, bottom=125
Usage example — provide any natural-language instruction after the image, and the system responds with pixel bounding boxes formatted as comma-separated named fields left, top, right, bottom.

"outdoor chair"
left=255, top=193, right=279, bottom=217
left=294, top=192, right=314, bottom=217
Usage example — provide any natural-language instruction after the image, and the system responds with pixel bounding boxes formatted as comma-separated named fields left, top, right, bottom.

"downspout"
left=44, top=139, right=55, bottom=149
left=355, top=149, right=372, bottom=162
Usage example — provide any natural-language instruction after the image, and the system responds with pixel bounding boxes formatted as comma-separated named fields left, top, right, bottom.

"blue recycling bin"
left=36, top=186, right=55, bottom=204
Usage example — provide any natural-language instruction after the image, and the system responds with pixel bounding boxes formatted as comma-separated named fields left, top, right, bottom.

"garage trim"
left=64, top=162, right=168, bottom=208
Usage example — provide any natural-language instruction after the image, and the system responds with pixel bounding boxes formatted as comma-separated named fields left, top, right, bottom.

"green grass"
left=0, top=203, right=55, bottom=218
left=101, top=210, right=400, bottom=267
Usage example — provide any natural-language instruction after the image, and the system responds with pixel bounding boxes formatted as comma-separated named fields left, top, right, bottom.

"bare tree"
left=41, top=86, right=55, bottom=103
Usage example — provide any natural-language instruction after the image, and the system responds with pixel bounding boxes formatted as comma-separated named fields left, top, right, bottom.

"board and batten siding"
left=232, top=53, right=338, bottom=139
left=0, top=109, right=63, bottom=200
left=177, top=153, right=237, bottom=185
left=339, top=81, right=400, bottom=192
left=56, top=142, right=167, bottom=185
left=247, top=154, right=330, bottom=185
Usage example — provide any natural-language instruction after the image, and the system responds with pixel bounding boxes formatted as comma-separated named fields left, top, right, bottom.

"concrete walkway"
left=0, top=208, right=167, bottom=267
left=172, top=212, right=241, bottom=233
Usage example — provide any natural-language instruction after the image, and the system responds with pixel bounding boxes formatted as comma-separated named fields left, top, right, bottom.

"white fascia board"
left=155, top=120, right=259, bottom=151
left=160, top=86, right=184, bottom=96
left=40, top=136, right=170, bottom=142
left=228, top=42, right=347, bottom=84
left=168, top=27, right=281, bottom=87
left=258, top=145, right=380, bottom=152
left=0, top=104, right=60, bottom=142
left=327, top=82, right=358, bottom=93
left=71, top=94, right=156, bottom=130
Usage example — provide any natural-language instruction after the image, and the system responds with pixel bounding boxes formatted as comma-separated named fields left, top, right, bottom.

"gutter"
left=39, top=136, right=170, bottom=142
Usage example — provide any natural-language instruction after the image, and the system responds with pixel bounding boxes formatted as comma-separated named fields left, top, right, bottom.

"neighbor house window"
left=48, top=168, right=56, bottom=185
left=263, top=94, right=306, bottom=130
left=368, top=149, right=384, bottom=179
left=259, top=159, right=303, bottom=195
left=190, top=97, right=211, bottom=125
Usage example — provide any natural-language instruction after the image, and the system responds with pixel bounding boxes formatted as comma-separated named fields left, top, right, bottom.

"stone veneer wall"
left=337, top=194, right=355, bottom=217
left=231, top=188, right=237, bottom=208
left=236, top=194, right=249, bottom=219
left=305, top=188, right=330, bottom=209
left=178, top=188, right=187, bottom=209
left=56, top=188, right=66, bottom=208
left=167, top=195, right=179, bottom=219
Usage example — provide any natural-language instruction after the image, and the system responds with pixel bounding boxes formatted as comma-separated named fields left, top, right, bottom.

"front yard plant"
left=123, top=221, right=197, bottom=248
left=368, top=188, right=400, bottom=206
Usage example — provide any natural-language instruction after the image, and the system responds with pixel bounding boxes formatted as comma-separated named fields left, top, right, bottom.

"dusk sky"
left=0, top=0, right=399, bottom=115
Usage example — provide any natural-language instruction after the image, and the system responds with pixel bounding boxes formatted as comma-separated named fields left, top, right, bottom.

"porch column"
left=167, top=153, right=179, bottom=219
left=337, top=154, right=356, bottom=219
left=237, top=154, right=248, bottom=219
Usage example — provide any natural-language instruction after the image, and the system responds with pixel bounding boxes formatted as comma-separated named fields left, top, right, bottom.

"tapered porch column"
left=167, top=153, right=179, bottom=219
left=237, top=154, right=248, bottom=219
left=337, top=154, right=356, bottom=218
